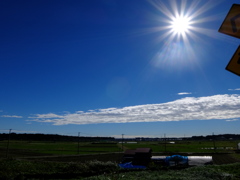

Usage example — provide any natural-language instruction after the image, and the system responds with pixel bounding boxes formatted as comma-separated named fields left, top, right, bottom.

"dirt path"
left=213, top=154, right=240, bottom=165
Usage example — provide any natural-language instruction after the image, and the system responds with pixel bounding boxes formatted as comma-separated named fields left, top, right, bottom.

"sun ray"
left=146, top=0, right=224, bottom=73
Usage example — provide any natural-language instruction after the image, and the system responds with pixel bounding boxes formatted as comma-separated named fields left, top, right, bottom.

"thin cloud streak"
left=177, top=92, right=192, bottom=95
left=228, top=88, right=240, bottom=91
left=1, top=115, right=23, bottom=118
left=28, top=94, right=240, bottom=125
left=226, top=119, right=239, bottom=122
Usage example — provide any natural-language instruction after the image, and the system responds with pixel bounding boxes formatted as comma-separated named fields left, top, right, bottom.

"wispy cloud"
left=28, top=94, right=240, bottom=125
left=226, top=119, right=239, bottom=122
left=228, top=88, right=240, bottom=91
left=1, top=115, right=23, bottom=118
left=177, top=92, right=192, bottom=95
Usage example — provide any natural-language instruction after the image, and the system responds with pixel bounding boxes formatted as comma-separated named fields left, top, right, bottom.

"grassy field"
left=0, top=140, right=240, bottom=179
left=0, top=140, right=239, bottom=158
left=123, top=140, right=238, bottom=153
left=0, top=141, right=121, bottom=157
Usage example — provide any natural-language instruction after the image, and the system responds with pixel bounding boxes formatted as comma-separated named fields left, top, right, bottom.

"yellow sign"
left=226, top=46, right=240, bottom=76
left=219, top=4, right=240, bottom=38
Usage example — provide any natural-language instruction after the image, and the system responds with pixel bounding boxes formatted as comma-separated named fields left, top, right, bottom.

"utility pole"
left=213, top=132, right=216, bottom=152
left=78, top=132, right=80, bottom=154
left=122, top=134, right=124, bottom=151
left=6, top=129, right=12, bottom=158
left=164, top=133, right=167, bottom=153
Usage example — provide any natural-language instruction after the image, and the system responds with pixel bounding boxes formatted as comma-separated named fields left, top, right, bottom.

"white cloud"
left=226, top=119, right=239, bottom=122
left=228, top=88, right=240, bottom=91
left=177, top=92, right=192, bottom=95
left=1, top=115, right=23, bottom=118
left=28, top=94, right=240, bottom=125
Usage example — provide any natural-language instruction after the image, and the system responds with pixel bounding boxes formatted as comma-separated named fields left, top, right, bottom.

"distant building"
left=122, top=148, right=152, bottom=166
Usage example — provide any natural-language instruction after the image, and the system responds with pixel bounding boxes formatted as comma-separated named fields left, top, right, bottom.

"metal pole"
left=213, top=132, right=216, bottom=152
left=122, top=134, right=124, bottom=151
left=78, top=132, right=80, bottom=154
left=6, top=129, right=12, bottom=158
left=164, top=133, right=166, bottom=153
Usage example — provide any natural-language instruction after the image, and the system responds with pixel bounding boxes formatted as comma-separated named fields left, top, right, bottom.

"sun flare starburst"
left=148, top=0, right=221, bottom=71
left=150, top=0, right=220, bottom=42
left=170, top=15, right=191, bottom=35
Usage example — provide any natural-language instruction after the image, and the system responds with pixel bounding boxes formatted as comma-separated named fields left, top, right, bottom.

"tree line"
left=0, top=133, right=239, bottom=142
left=0, top=133, right=114, bottom=142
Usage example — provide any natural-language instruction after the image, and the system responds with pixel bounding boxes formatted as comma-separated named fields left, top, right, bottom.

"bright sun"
left=150, top=0, right=217, bottom=43
left=170, top=15, right=190, bottom=35
left=149, top=0, right=218, bottom=70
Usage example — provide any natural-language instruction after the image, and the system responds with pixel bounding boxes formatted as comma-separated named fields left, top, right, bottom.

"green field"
left=0, top=141, right=121, bottom=157
left=123, top=140, right=238, bottom=153
left=0, top=140, right=239, bottom=158
left=0, top=140, right=240, bottom=179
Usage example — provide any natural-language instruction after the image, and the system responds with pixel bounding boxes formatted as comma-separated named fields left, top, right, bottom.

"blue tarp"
left=118, top=162, right=147, bottom=169
left=165, top=155, right=188, bottom=166
left=119, top=155, right=189, bottom=168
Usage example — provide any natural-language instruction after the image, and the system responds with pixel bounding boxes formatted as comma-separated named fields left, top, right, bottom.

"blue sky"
left=1, top=0, right=240, bottom=138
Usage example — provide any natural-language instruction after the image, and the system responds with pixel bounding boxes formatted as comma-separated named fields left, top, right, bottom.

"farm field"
left=0, top=140, right=240, bottom=179
left=123, top=140, right=239, bottom=153
left=0, top=141, right=121, bottom=157
left=0, top=140, right=239, bottom=158
left=0, top=140, right=240, bottom=165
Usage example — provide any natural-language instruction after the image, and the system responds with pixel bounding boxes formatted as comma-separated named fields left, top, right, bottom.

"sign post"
left=219, top=4, right=240, bottom=76
left=219, top=4, right=240, bottom=38
left=225, top=45, right=240, bottom=76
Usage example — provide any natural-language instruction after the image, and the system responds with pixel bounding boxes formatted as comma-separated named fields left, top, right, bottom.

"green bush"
left=86, top=165, right=238, bottom=180
left=0, top=159, right=118, bottom=179
left=0, top=159, right=239, bottom=180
